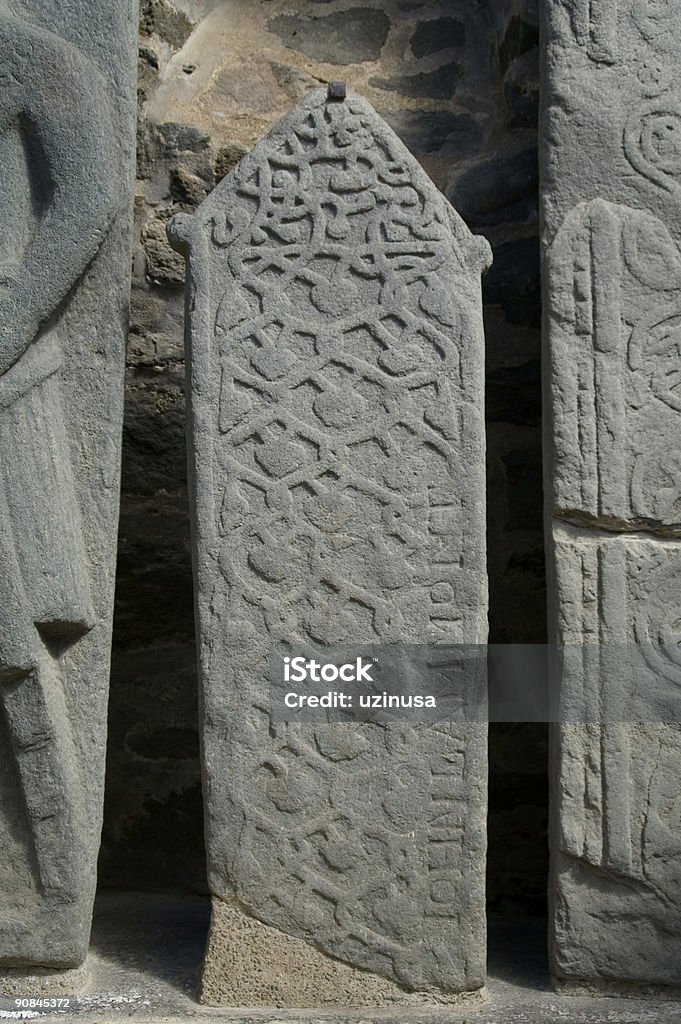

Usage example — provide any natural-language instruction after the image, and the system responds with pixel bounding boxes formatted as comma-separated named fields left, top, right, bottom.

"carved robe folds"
left=0, top=0, right=137, bottom=969
left=542, top=0, right=681, bottom=989
left=170, top=90, right=491, bottom=1007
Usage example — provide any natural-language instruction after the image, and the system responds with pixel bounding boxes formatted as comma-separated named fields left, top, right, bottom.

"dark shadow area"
left=486, top=724, right=549, bottom=917
left=100, top=392, right=206, bottom=895
left=487, top=912, right=551, bottom=990
left=88, top=891, right=210, bottom=1000
left=476, top=0, right=547, bottom=925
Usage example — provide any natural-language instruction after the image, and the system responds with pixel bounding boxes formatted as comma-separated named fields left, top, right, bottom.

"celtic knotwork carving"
left=172, top=90, right=490, bottom=994
left=208, top=97, right=488, bottom=653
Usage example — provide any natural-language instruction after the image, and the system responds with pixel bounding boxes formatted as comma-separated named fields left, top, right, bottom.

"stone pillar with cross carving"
left=0, top=0, right=137, bottom=975
left=170, top=88, right=491, bottom=1007
left=542, top=0, right=681, bottom=991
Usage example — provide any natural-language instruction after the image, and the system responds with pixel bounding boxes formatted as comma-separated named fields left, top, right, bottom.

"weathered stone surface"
left=267, top=9, right=391, bottom=65
left=170, top=88, right=490, bottom=1006
left=542, top=0, right=681, bottom=988
left=0, top=0, right=137, bottom=970
left=369, top=63, right=462, bottom=101
left=410, top=17, right=466, bottom=57
left=548, top=200, right=681, bottom=532
left=380, top=109, right=482, bottom=159
left=451, top=147, right=538, bottom=228
left=550, top=528, right=681, bottom=984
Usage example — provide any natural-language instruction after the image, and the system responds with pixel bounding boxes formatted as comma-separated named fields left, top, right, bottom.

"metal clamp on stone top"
left=327, top=80, right=346, bottom=101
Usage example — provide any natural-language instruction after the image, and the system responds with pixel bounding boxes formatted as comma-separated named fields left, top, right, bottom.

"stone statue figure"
left=0, top=0, right=123, bottom=967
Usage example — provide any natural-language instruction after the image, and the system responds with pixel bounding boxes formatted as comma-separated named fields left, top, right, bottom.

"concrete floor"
left=1, top=893, right=681, bottom=1023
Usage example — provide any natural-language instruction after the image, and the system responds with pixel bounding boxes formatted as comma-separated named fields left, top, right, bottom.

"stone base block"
left=0, top=962, right=88, bottom=998
left=200, top=899, right=485, bottom=1009
left=554, top=977, right=681, bottom=1002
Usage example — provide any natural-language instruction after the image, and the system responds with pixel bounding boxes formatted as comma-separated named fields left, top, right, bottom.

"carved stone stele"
left=542, top=0, right=681, bottom=990
left=170, top=89, right=491, bottom=1007
left=0, top=0, right=137, bottom=970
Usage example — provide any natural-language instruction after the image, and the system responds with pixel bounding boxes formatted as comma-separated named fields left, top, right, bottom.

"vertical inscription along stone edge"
left=169, top=89, right=491, bottom=1007
left=542, top=0, right=681, bottom=993
left=0, top=0, right=137, bottom=979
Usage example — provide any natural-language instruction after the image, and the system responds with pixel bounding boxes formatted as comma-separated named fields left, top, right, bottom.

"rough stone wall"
left=100, top=0, right=546, bottom=911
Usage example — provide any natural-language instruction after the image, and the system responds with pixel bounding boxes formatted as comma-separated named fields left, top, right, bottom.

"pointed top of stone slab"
left=169, top=88, right=491, bottom=274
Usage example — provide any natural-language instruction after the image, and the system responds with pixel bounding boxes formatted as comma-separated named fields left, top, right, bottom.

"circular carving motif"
left=629, top=312, right=681, bottom=410
left=631, top=449, right=681, bottom=524
left=633, top=554, right=681, bottom=687
left=635, top=53, right=673, bottom=95
left=641, top=112, right=681, bottom=176
left=625, top=109, right=681, bottom=192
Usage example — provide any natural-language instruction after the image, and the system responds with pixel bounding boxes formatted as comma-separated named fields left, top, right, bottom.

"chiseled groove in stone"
left=552, top=509, right=681, bottom=540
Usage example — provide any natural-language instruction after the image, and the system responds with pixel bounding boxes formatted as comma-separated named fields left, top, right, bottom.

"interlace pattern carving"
left=178, top=92, right=490, bottom=992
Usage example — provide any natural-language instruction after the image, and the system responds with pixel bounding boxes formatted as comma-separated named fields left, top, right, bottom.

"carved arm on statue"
left=0, top=15, right=119, bottom=376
